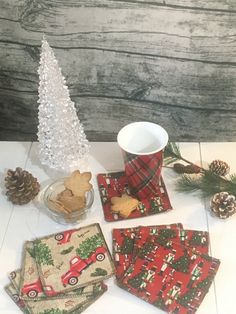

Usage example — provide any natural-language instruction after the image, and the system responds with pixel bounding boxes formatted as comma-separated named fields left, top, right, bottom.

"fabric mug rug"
left=97, top=171, right=172, bottom=221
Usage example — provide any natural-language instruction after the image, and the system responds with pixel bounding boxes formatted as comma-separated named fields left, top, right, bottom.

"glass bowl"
left=43, top=179, right=94, bottom=224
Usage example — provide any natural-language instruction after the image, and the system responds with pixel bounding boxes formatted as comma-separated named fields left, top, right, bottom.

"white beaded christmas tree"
left=37, top=38, right=90, bottom=172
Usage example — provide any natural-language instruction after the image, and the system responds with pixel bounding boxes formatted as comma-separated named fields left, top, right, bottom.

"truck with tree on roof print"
left=61, top=246, right=106, bottom=286
left=61, top=233, right=107, bottom=287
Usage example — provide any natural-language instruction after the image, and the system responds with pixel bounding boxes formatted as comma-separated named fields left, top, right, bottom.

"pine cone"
left=210, top=192, right=236, bottom=219
left=5, top=167, right=40, bottom=205
left=173, top=163, right=186, bottom=173
left=209, top=160, right=230, bottom=176
left=173, top=163, right=201, bottom=174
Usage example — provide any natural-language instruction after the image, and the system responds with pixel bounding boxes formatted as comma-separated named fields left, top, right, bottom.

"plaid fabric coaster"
left=97, top=171, right=172, bottom=221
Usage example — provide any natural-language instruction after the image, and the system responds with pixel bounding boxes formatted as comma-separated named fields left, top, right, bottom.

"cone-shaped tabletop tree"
left=37, top=38, right=89, bottom=171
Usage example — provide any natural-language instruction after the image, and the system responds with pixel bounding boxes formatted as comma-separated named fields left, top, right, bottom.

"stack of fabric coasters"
left=112, top=223, right=220, bottom=314
left=5, top=223, right=115, bottom=314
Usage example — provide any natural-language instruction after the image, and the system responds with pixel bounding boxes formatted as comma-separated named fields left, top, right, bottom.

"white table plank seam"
left=0, top=204, right=14, bottom=255
left=199, top=143, right=219, bottom=314
left=24, top=142, right=33, bottom=170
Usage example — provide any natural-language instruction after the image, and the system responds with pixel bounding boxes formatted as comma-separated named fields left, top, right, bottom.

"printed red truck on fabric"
left=54, top=229, right=77, bottom=245
left=61, top=246, right=106, bottom=287
left=21, top=278, right=58, bottom=298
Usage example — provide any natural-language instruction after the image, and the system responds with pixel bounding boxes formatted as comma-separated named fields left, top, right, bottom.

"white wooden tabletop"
left=0, top=142, right=235, bottom=314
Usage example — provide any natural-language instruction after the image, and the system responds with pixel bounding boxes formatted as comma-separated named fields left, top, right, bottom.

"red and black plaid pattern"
left=123, top=150, right=163, bottom=199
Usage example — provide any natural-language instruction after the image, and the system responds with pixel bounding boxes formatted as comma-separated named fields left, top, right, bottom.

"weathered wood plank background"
left=0, top=0, right=236, bottom=141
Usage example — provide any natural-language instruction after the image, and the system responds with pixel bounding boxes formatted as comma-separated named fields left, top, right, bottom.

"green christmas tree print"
left=33, top=240, right=54, bottom=266
left=76, top=234, right=105, bottom=259
left=171, top=253, right=190, bottom=273
left=157, top=229, right=177, bottom=246
left=137, top=242, right=155, bottom=259
left=60, top=246, right=74, bottom=255
left=38, top=309, right=67, bottom=314
left=91, top=268, right=108, bottom=277
left=196, top=275, right=213, bottom=292
left=128, top=271, right=146, bottom=289
left=23, top=307, right=31, bottom=314
left=159, top=229, right=177, bottom=239
left=149, top=198, right=163, bottom=214
left=72, top=287, right=85, bottom=295
left=120, top=236, right=134, bottom=254
left=201, top=254, right=213, bottom=261
left=177, top=287, right=198, bottom=307
left=92, top=283, right=104, bottom=297
left=153, top=297, right=167, bottom=311
left=26, top=246, right=36, bottom=259
left=189, top=232, right=205, bottom=247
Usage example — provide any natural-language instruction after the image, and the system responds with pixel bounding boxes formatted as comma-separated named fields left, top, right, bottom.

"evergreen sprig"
left=164, top=142, right=182, bottom=165
left=177, top=171, right=236, bottom=197
left=164, top=141, right=236, bottom=197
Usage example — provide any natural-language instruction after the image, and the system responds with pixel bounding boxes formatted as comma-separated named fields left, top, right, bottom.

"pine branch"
left=164, top=142, right=182, bottom=165
left=230, top=174, right=236, bottom=184
left=176, top=171, right=236, bottom=197
left=164, top=142, right=203, bottom=170
left=176, top=175, right=202, bottom=193
left=165, top=142, right=236, bottom=198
